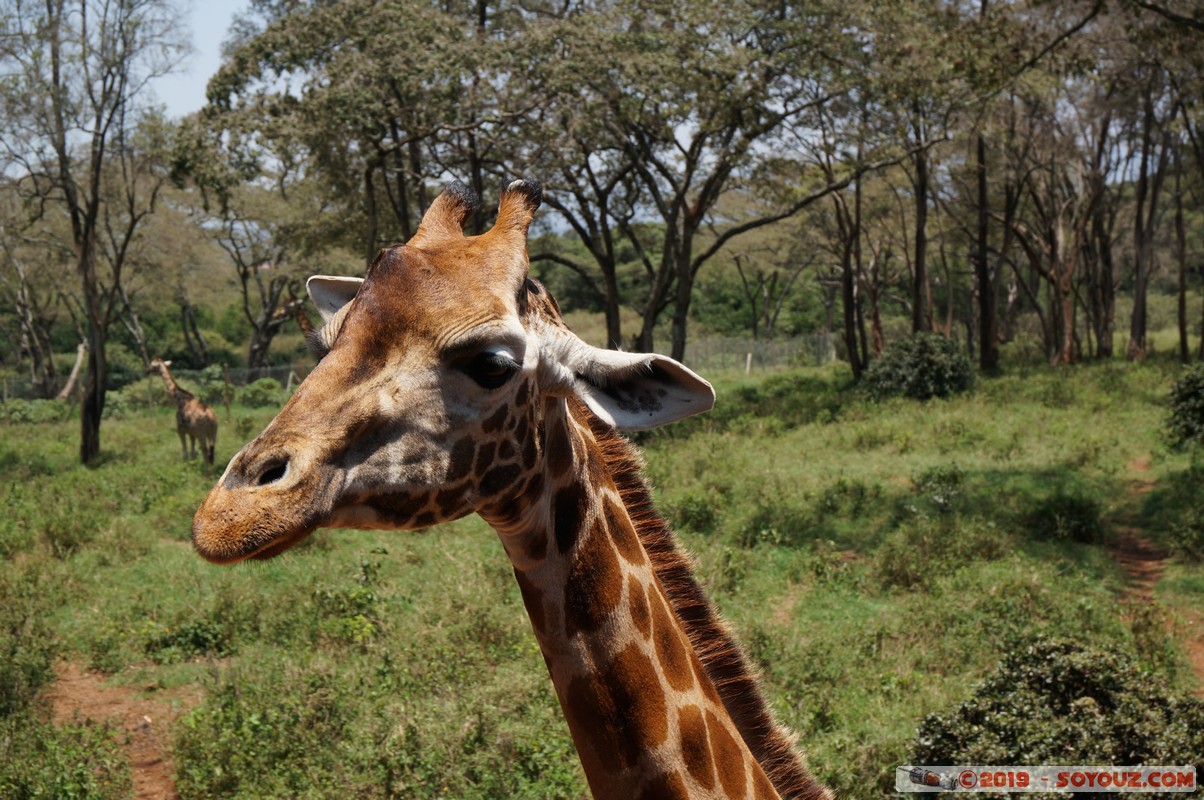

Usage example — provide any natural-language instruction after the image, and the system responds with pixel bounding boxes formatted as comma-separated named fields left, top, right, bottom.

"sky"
left=150, top=0, right=250, bottom=119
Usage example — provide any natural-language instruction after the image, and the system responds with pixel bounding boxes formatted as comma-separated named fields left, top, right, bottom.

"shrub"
left=862, top=333, right=975, bottom=401
left=236, top=377, right=284, bottom=408
left=0, top=569, right=56, bottom=716
left=874, top=517, right=1005, bottom=590
left=0, top=714, right=132, bottom=800
left=909, top=464, right=966, bottom=517
left=1022, top=488, right=1106, bottom=544
left=144, top=618, right=234, bottom=664
left=1166, top=363, right=1204, bottom=450
left=1, top=399, right=65, bottom=424
left=1168, top=505, right=1204, bottom=562
left=912, top=638, right=1204, bottom=766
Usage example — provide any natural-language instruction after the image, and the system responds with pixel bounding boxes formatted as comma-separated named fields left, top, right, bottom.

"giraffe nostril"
left=255, top=459, right=289, bottom=486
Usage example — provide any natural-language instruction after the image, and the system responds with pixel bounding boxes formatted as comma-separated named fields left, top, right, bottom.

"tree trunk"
left=976, top=132, right=998, bottom=370
left=56, top=341, right=88, bottom=402
left=80, top=328, right=106, bottom=464
left=669, top=248, right=694, bottom=362
left=1175, top=151, right=1189, bottom=364
left=77, top=229, right=108, bottom=463
left=117, top=285, right=151, bottom=369
left=911, top=125, right=932, bottom=334
left=12, top=268, right=59, bottom=398
left=180, top=298, right=211, bottom=367
left=1127, top=83, right=1170, bottom=361
left=601, top=258, right=622, bottom=350
left=364, top=162, right=380, bottom=267
left=1090, top=202, right=1117, bottom=359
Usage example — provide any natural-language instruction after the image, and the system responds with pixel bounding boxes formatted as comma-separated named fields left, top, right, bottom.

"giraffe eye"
left=464, top=351, right=519, bottom=389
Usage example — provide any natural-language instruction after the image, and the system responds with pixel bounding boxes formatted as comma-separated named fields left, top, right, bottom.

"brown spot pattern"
left=446, top=436, right=476, bottom=482
left=604, top=497, right=646, bottom=566
left=564, top=522, right=623, bottom=637
left=513, top=569, right=546, bottom=635
left=628, top=574, right=651, bottom=638
left=563, top=643, right=669, bottom=774
left=435, top=483, right=468, bottom=516
left=753, top=765, right=779, bottom=799
left=651, top=591, right=695, bottom=693
left=678, top=704, right=716, bottom=790
left=373, top=490, right=430, bottom=526
left=636, top=771, right=689, bottom=800
left=545, top=417, right=575, bottom=477
left=553, top=482, right=588, bottom=554
left=480, top=463, right=522, bottom=497
left=707, top=710, right=749, bottom=800
left=474, top=440, right=497, bottom=476
left=481, top=405, right=509, bottom=434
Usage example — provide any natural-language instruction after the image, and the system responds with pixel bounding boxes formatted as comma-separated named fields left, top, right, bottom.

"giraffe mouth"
left=191, top=464, right=339, bottom=565
left=246, top=527, right=316, bottom=560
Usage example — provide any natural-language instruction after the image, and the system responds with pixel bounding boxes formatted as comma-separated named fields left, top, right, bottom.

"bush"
left=1166, top=364, right=1204, bottom=450
left=862, top=333, right=975, bottom=401
left=1, top=399, right=66, bottom=424
left=874, top=517, right=1005, bottom=590
left=0, top=569, right=56, bottom=716
left=236, top=377, right=284, bottom=408
left=1169, top=505, right=1204, bottom=562
left=1022, top=488, right=1106, bottom=544
left=0, top=714, right=132, bottom=800
left=912, top=638, right=1204, bottom=766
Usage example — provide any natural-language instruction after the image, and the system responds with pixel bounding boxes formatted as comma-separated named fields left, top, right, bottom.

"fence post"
left=222, top=364, right=233, bottom=421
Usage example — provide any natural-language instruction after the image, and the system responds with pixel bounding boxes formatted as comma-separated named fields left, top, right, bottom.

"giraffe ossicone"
left=192, top=178, right=831, bottom=800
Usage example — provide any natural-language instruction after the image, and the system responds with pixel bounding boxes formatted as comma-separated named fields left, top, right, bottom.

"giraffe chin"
left=191, top=524, right=317, bottom=565
left=247, top=528, right=315, bottom=560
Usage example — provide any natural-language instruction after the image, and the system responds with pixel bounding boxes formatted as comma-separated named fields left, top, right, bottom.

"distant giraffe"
left=191, top=180, right=831, bottom=799
left=146, top=358, right=218, bottom=465
left=273, top=295, right=316, bottom=338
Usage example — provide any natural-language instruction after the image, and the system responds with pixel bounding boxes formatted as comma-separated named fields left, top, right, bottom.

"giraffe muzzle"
left=192, top=445, right=340, bottom=564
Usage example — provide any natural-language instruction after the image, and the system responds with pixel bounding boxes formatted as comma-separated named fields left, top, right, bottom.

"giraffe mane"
left=576, top=401, right=831, bottom=800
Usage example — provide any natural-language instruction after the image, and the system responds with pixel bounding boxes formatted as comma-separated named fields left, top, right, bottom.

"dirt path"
left=1111, top=459, right=1204, bottom=696
left=45, top=662, right=199, bottom=800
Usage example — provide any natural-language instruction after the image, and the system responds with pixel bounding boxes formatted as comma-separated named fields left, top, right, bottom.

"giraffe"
left=272, top=293, right=316, bottom=338
left=191, top=180, right=832, bottom=800
left=147, top=358, right=218, bottom=466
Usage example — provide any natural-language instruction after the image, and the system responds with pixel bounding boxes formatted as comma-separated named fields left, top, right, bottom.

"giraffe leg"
left=178, top=430, right=189, bottom=461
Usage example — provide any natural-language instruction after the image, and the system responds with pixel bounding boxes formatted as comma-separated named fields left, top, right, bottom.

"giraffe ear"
left=306, top=275, right=363, bottom=323
left=567, top=345, right=715, bottom=431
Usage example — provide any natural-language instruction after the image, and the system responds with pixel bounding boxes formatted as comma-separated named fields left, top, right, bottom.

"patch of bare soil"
left=45, top=662, right=200, bottom=800
left=1180, top=609, right=1204, bottom=698
left=1111, top=528, right=1167, bottom=601
left=1110, top=456, right=1204, bottom=697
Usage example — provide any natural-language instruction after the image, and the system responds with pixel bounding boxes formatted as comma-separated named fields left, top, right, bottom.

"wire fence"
left=0, top=334, right=837, bottom=403
left=679, top=334, right=838, bottom=373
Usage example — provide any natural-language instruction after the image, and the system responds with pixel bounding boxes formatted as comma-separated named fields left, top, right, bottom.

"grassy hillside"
left=1, top=358, right=1202, bottom=799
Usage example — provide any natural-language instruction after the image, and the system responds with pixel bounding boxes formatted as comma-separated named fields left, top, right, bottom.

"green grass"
left=2, top=357, right=1203, bottom=799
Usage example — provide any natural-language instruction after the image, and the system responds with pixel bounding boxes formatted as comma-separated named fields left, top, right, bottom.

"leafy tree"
left=0, top=0, right=186, bottom=462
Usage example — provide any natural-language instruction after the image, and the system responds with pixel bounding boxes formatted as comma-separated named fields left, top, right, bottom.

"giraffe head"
left=146, top=358, right=171, bottom=375
left=191, top=179, right=714, bottom=564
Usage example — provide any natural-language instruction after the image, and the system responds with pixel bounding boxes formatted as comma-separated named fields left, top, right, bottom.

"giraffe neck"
left=156, top=368, right=193, bottom=406
left=481, top=399, right=817, bottom=800
left=292, top=307, right=314, bottom=336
